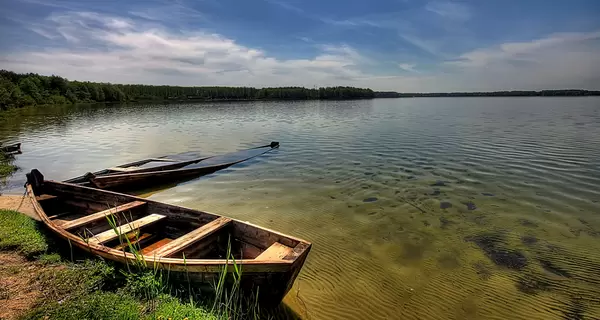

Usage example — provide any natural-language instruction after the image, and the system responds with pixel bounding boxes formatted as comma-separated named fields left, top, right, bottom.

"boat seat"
left=87, top=213, right=165, bottom=245
left=140, top=238, right=173, bottom=255
left=255, top=242, right=293, bottom=261
left=61, top=201, right=146, bottom=230
left=114, top=233, right=153, bottom=251
left=146, top=217, right=232, bottom=257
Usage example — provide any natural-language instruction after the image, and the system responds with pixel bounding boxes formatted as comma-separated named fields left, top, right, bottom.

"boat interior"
left=34, top=182, right=301, bottom=262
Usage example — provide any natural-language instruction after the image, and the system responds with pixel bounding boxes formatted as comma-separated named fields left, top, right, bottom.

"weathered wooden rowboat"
left=65, top=142, right=279, bottom=189
left=26, top=169, right=310, bottom=304
left=1, top=142, right=21, bottom=154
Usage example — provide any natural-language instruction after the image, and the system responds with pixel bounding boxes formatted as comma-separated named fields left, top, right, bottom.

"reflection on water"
left=2, top=98, right=600, bottom=319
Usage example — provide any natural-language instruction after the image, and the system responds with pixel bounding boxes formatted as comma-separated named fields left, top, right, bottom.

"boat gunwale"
left=27, top=181, right=311, bottom=272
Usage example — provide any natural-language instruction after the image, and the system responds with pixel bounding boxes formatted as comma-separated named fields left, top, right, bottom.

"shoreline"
left=0, top=195, right=38, bottom=220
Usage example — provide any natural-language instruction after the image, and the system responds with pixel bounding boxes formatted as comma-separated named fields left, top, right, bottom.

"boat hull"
left=26, top=173, right=310, bottom=305
left=1, top=143, right=21, bottom=154
left=90, top=161, right=236, bottom=189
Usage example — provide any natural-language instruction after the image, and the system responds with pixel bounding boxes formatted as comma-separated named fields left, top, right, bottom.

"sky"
left=1, top=0, right=599, bottom=91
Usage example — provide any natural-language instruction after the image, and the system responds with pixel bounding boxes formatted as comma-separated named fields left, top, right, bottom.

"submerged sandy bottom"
left=3, top=98, right=600, bottom=319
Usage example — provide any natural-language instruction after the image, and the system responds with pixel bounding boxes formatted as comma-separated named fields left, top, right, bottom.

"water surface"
left=1, top=98, right=600, bottom=319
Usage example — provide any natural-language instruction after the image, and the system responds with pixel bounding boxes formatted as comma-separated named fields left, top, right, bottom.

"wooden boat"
left=25, top=169, right=311, bottom=304
left=65, top=142, right=279, bottom=189
left=1, top=142, right=21, bottom=154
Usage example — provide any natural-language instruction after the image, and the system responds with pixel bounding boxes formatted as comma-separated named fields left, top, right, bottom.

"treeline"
left=0, top=70, right=374, bottom=110
left=375, top=90, right=600, bottom=98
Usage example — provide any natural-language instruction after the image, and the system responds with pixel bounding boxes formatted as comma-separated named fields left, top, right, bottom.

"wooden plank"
left=149, top=158, right=178, bottom=162
left=61, top=201, right=146, bottom=230
left=108, top=167, right=137, bottom=172
left=140, top=238, right=173, bottom=255
left=147, top=217, right=232, bottom=257
left=114, top=233, right=153, bottom=251
left=255, top=242, right=293, bottom=261
left=87, top=214, right=166, bottom=245
left=36, top=194, right=57, bottom=201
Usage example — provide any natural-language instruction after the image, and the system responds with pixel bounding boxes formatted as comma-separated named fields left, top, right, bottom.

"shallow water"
left=2, top=98, right=600, bottom=319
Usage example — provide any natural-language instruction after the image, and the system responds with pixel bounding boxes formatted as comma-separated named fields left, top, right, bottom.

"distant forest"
left=375, top=90, right=600, bottom=98
left=0, top=70, right=375, bottom=110
left=2, top=70, right=598, bottom=110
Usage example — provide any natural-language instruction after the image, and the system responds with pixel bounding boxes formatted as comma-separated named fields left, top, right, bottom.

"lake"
left=1, top=98, right=600, bottom=319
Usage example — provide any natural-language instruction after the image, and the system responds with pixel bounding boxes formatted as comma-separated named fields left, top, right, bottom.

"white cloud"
left=448, top=31, right=600, bottom=67
left=1, top=11, right=599, bottom=92
left=398, top=63, right=418, bottom=73
left=2, top=11, right=367, bottom=87
left=425, top=1, right=471, bottom=21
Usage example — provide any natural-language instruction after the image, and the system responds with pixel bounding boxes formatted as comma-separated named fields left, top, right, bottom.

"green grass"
left=0, top=209, right=48, bottom=257
left=26, top=292, right=141, bottom=320
left=37, top=252, right=62, bottom=265
left=0, top=210, right=266, bottom=320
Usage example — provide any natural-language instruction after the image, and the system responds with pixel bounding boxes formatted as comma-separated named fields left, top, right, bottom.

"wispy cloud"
left=1, top=11, right=368, bottom=86
left=399, top=34, right=443, bottom=57
left=425, top=1, right=471, bottom=21
left=447, top=30, right=600, bottom=67
left=2, top=4, right=599, bottom=92
left=398, top=63, right=418, bottom=73
left=263, top=0, right=305, bottom=15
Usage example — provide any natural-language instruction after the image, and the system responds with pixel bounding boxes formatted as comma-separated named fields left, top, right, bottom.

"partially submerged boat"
left=66, top=142, right=279, bottom=189
left=1, top=142, right=21, bottom=154
left=26, top=169, right=310, bottom=304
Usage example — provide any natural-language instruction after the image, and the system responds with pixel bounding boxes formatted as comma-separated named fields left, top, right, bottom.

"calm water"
left=2, top=98, right=600, bottom=319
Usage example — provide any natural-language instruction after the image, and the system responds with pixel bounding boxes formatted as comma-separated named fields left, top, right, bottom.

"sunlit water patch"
left=2, top=98, right=600, bottom=319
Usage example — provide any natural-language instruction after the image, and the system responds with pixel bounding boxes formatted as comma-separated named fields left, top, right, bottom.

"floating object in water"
left=65, top=142, right=280, bottom=190
left=0, top=142, right=21, bottom=154
left=481, top=192, right=495, bottom=197
left=25, top=169, right=310, bottom=305
left=430, top=189, right=441, bottom=196
left=363, top=197, right=378, bottom=203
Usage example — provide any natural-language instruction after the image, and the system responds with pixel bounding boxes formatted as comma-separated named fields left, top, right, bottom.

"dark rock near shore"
left=431, top=180, right=448, bottom=187
left=521, top=235, right=538, bottom=246
left=516, top=274, right=551, bottom=294
left=519, top=219, right=538, bottom=228
left=465, top=233, right=528, bottom=270
left=464, top=201, right=477, bottom=210
left=538, top=259, right=571, bottom=278
left=430, top=189, right=441, bottom=196
left=440, top=201, right=452, bottom=209
left=439, top=216, right=455, bottom=229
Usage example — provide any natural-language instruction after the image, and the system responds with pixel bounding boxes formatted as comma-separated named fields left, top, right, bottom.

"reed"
left=102, top=212, right=265, bottom=320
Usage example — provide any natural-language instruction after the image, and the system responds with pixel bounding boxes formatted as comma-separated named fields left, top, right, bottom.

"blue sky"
left=1, top=0, right=599, bottom=91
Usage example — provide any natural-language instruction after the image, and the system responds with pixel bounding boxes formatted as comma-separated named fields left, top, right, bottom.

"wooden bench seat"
left=61, top=201, right=146, bottom=230
left=87, top=214, right=165, bottom=245
left=114, top=233, right=153, bottom=251
left=146, top=217, right=232, bottom=257
left=140, top=238, right=173, bottom=255
left=255, top=242, right=293, bottom=261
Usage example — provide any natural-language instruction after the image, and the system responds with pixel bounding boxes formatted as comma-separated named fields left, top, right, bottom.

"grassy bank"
left=0, top=209, right=265, bottom=320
